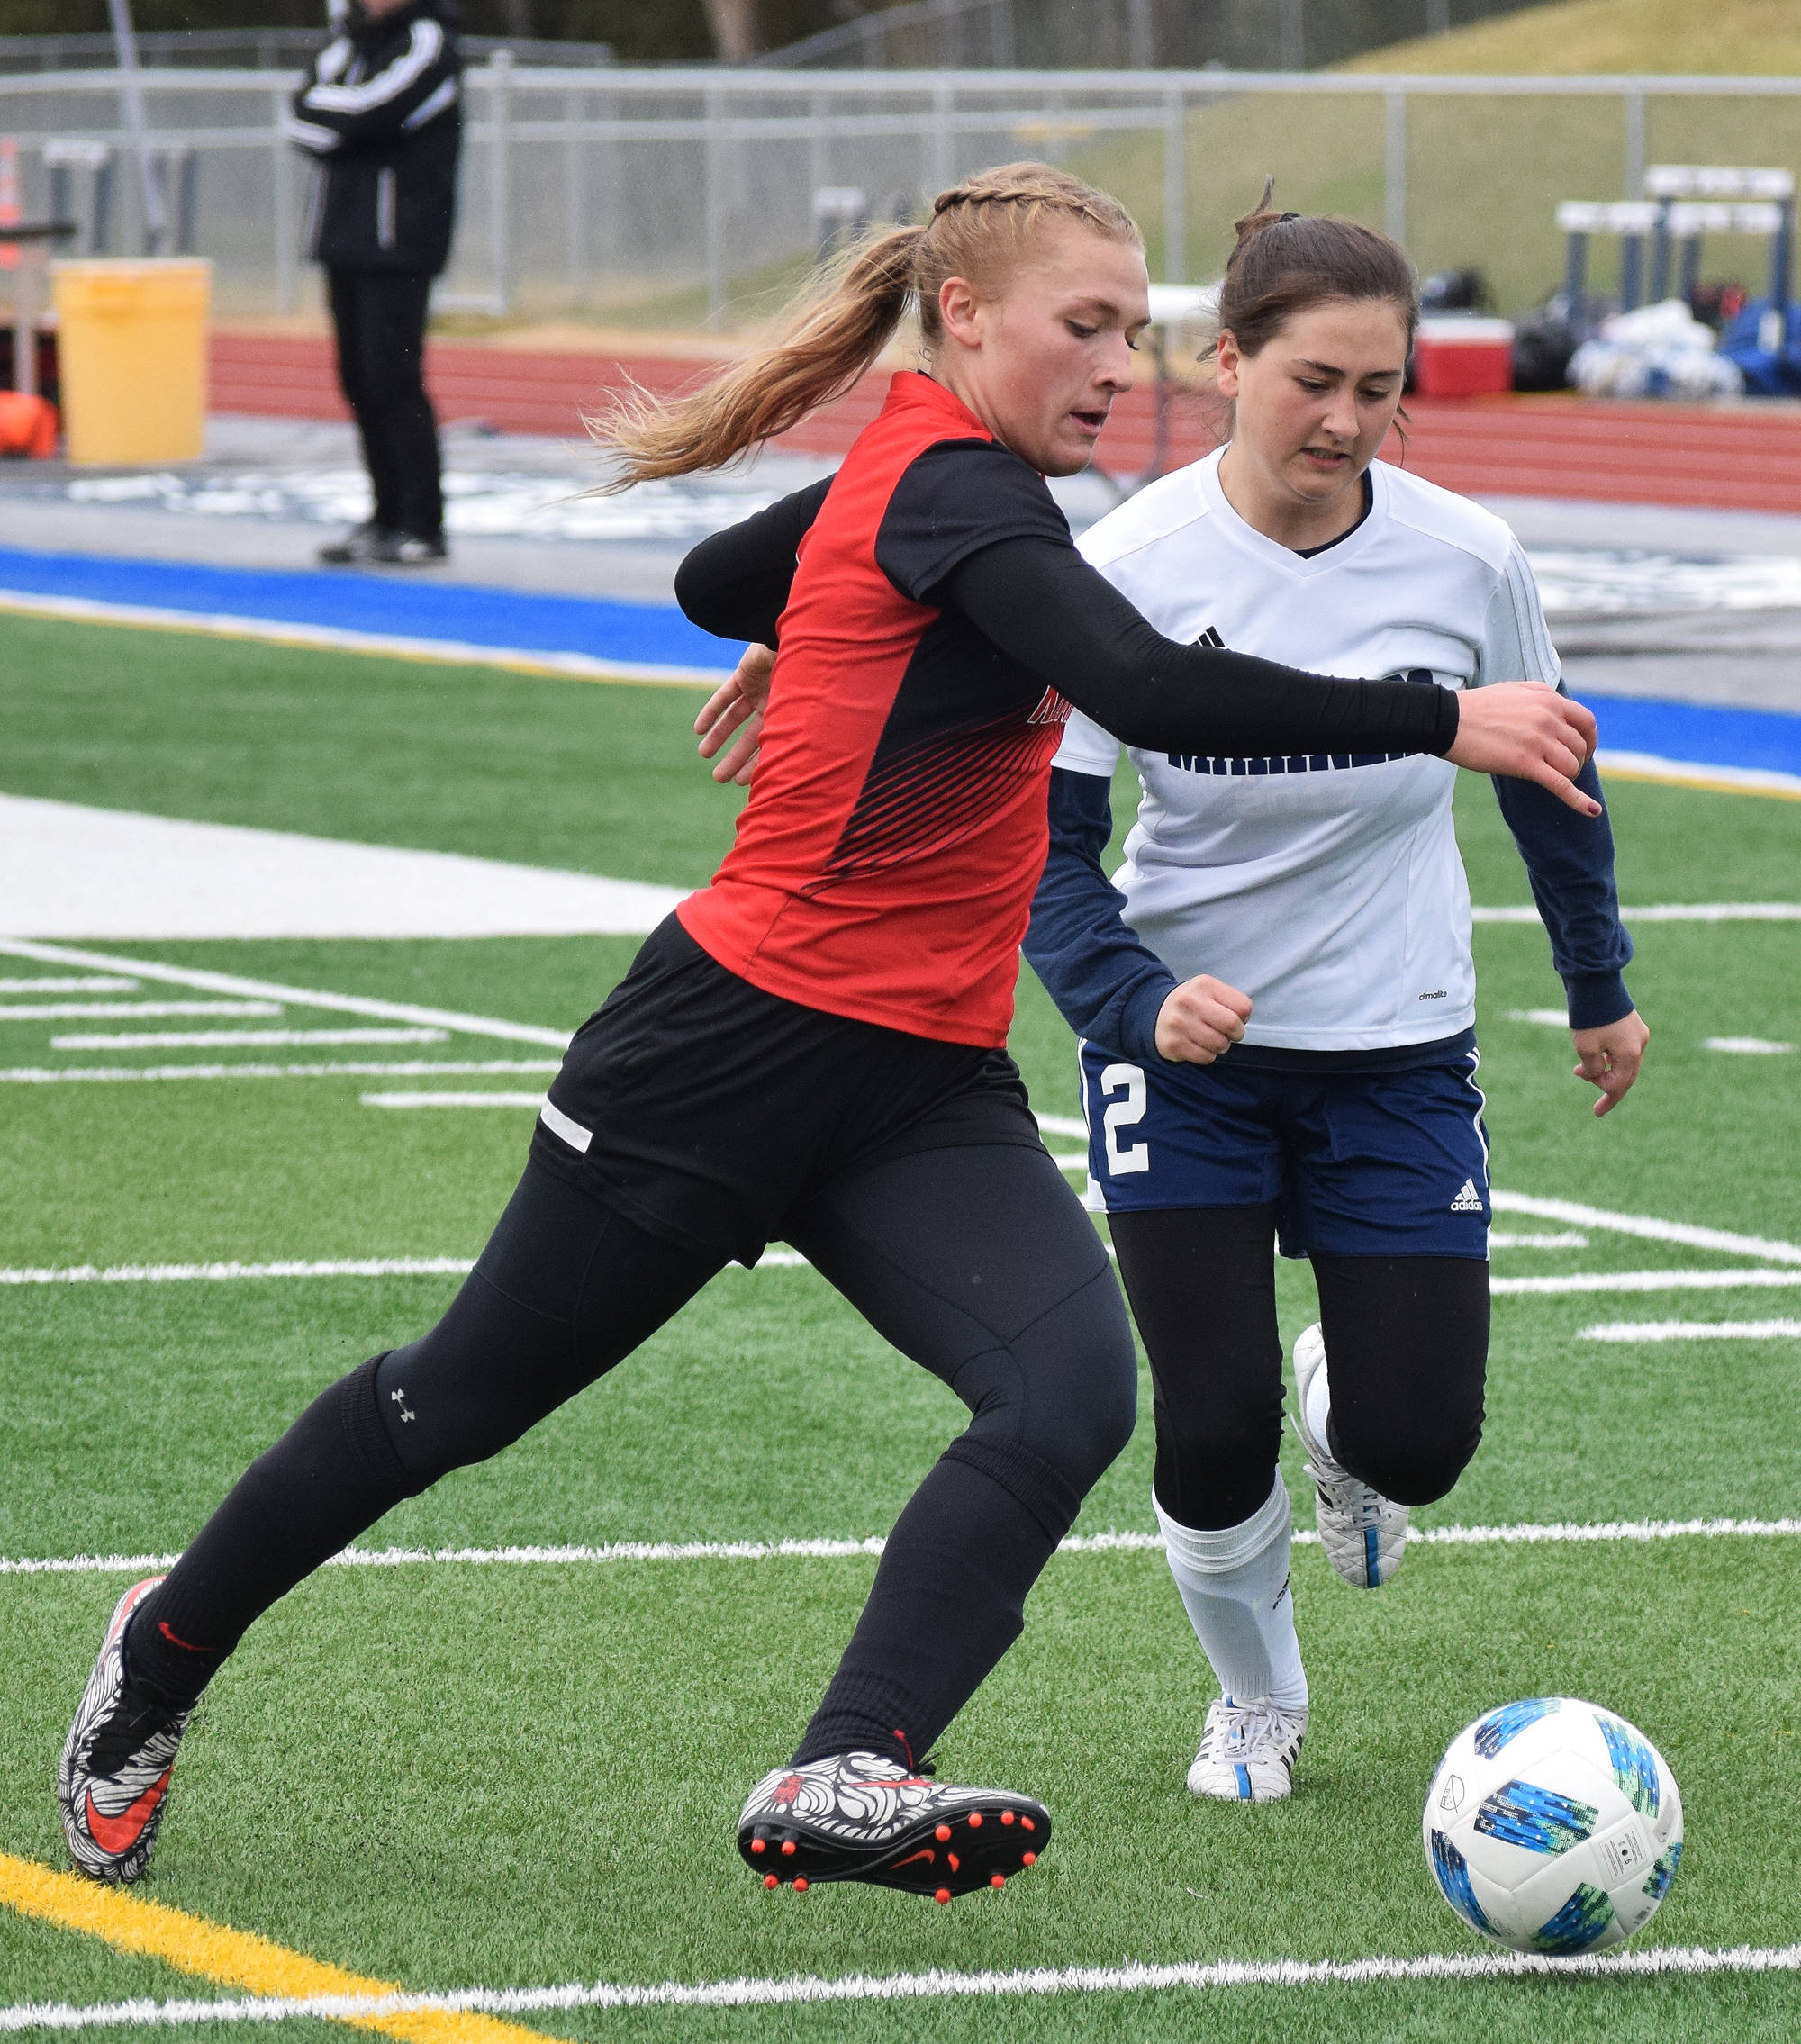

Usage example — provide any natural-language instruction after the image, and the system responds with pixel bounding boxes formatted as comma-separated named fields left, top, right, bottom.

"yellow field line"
left=1601, top=763, right=1801, bottom=803
left=0, top=1851, right=565, bottom=2044
left=0, top=592, right=714, bottom=691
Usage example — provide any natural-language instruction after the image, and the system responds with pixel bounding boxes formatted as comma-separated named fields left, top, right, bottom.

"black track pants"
left=133, top=1145, right=1136, bottom=1768
left=327, top=267, right=442, bottom=540
left=1109, top=1203, right=1489, bottom=1532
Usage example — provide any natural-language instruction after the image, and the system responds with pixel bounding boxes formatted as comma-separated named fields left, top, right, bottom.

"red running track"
left=212, top=330, right=1801, bottom=514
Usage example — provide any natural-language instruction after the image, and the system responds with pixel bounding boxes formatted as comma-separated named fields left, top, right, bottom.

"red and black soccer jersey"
left=677, top=372, right=1078, bottom=1048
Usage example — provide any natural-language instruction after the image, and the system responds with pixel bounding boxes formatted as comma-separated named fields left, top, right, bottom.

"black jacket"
left=291, top=0, right=462, bottom=275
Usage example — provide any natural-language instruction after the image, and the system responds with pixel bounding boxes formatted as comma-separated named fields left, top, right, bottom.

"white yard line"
left=1583, top=1319, right=1801, bottom=1343
left=1506, top=1008, right=1569, bottom=1027
left=1472, top=902, right=1801, bottom=923
left=5, top=1518, right=1796, bottom=1578
left=0, top=1061, right=561, bottom=1085
left=0, top=976, right=139, bottom=993
left=1489, top=1232, right=1588, bottom=1249
left=3, top=1939, right=1799, bottom=2030
left=0, top=941, right=571, bottom=1049
left=363, top=1091, right=543, bottom=1109
left=0, top=1258, right=475, bottom=1289
left=1704, top=1036, right=1793, bottom=1055
left=51, top=1029, right=448, bottom=1051
left=0, top=1001, right=281, bottom=1021
left=1492, top=1269, right=1801, bottom=1296
left=1489, top=1190, right=1801, bottom=1266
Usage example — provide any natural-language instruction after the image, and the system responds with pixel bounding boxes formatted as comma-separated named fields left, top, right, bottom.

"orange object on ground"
left=0, top=388, right=57, bottom=457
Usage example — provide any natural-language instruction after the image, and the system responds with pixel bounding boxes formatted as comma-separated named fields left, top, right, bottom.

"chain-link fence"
left=4, top=66, right=1798, bottom=323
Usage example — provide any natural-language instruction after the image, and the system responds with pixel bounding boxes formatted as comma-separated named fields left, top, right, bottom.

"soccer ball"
left=1423, top=1697, right=1683, bottom=1956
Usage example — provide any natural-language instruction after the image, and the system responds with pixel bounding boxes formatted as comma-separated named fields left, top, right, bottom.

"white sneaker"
left=1186, top=1696, right=1308, bottom=1803
left=1293, top=1322, right=1408, bottom=1588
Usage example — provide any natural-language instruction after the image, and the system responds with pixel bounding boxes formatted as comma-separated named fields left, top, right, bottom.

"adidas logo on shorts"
left=1449, top=1179, right=1485, bottom=1214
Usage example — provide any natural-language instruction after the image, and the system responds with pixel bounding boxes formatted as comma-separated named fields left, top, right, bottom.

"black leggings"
left=133, top=1143, right=1136, bottom=1769
left=328, top=267, right=442, bottom=540
left=1109, top=1203, right=1489, bottom=1532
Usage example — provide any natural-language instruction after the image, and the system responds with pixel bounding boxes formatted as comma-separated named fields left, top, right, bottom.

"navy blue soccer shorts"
left=1077, top=1041, right=1492, bottom=1260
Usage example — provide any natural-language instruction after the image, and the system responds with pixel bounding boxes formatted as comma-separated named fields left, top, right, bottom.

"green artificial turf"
left=1, top=617, right=1798, bottom=2040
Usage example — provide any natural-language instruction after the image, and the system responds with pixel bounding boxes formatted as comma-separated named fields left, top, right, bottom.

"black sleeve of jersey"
left=873, top=440, right=1072, bottom=601
left=673, top=476, right=835, bottom=646
left=943, top=537, right=1460, bottom=759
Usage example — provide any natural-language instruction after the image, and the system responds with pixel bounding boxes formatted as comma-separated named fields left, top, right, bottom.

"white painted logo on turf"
left=1450, top=1179, right=1485, bottom=1213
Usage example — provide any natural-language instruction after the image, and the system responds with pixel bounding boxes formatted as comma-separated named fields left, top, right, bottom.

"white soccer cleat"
left=1186, top=1696, right=1308, bottom=1803
left=1293, top=1322, right=1409, bottom=1588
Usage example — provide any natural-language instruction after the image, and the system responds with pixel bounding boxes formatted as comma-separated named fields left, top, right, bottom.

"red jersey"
left=677, top=373, right=1075, bottom=1049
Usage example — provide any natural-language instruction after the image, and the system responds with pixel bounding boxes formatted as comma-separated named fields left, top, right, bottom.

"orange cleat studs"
left=947, top=1852, right=960, bottom=1872
left=991, top=1874, right=1006, bottom=1889
left=967, top=1813, right=982, bottom=1828
left=1000, top=1809, right=1015, bottom=1825
left=749, top=1838, right=765, bottom=1855
left=935, top=1822, right=952, bottom=1842
left=1020, top=1816, right=1036, bottom=1831
left=764, top=1874, right=779, bottom=1889
left=1021, top=1851, right=1036, bottom=1867
left=780, top=1840, right=797, bottom=1856
left=935, top=1887, right=952, bottom=1905
left=793, top=1877, right=809, bottom=1893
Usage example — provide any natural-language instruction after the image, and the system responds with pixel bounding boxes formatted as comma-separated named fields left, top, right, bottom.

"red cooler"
left=1412, top=315, right=1516, bottom=397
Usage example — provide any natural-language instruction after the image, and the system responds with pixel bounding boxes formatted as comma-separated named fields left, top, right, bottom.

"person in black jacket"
left=291, top=0, right=461, bottom=565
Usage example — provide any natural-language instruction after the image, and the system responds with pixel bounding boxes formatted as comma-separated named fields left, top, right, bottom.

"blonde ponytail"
left=591, top=161, right=1142, bottom=490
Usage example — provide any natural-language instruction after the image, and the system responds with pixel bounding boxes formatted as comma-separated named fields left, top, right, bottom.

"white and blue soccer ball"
left=1423, top=1697, right=1683, bottom=1956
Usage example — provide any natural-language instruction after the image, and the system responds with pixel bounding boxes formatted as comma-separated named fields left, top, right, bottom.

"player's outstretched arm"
left=1445, top=683, right=1601, bottom=818
left=1572, top=1011, right=1651, bottom=1117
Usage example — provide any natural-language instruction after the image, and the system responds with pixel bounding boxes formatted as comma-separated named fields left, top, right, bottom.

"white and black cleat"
left=1186, top=1696, right=1308, bottom=1803
left=58, top=1578, right=193, bottom=1884
left=738, top=1750, right=1049, bottom=1902
left=1293, top=1323, right=1408, bottom=1588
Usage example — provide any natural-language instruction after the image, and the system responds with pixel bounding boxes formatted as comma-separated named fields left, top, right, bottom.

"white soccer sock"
left=1155, top=1478, right=1308, bottom=1712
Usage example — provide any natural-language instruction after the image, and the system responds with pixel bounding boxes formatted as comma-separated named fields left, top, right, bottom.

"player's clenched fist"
left=1155, top=973, right=1253, bottom=1065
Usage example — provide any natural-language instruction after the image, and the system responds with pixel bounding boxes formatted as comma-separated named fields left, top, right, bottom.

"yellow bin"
left=50, top=258, right=212, bottom=465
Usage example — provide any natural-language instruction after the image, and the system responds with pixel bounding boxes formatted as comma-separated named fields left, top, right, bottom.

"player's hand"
left=1446, top=683, right=1601, bottom=817
left=1155, top=974, right=1253, bottom=1064
left=695, top=642, right=775, bottom=786
left=1572, top=1009, right=1650, bottom=1117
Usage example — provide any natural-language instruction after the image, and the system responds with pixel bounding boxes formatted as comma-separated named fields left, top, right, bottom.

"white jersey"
left=1054, top=448, right=1560, bottom=1052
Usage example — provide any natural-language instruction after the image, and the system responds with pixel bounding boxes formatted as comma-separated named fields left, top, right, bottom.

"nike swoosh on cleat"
left=85, top=1771, right=170, bottom=1854
left=891, top=1848, right=936, bottom=1868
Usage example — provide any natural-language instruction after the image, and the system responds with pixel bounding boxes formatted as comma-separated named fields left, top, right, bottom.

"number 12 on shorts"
left=1099, top=1063, right=1149, bottom=1175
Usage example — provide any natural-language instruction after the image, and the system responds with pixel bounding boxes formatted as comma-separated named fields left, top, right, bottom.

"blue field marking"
left=1473, top=1779, right=1598, bottom=1855
left=1530, top=1881, right=1615, bottom=1955
left=1473, top=1696, right=1561, bottom=1760
left=1428, top=1829, right=1497, bottom=1940
left=0, top=546, right=741, bottom=674
left=1597, top=1714, right=1661, bottom=1819
left=1593, top=694, right=1801, bottom=780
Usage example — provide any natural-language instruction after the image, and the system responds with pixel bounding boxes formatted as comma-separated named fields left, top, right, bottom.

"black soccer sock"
left=792, top=1434, right=1082, bottom=1769
left=125, top=1357, right=415, bottom=1712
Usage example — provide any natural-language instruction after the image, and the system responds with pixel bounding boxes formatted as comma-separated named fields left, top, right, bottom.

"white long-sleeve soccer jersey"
left=1054, top=448, right=1560, bottom=1051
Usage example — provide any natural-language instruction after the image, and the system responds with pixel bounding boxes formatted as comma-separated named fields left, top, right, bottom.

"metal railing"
left=0, top=67, right=1796, bottom=323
